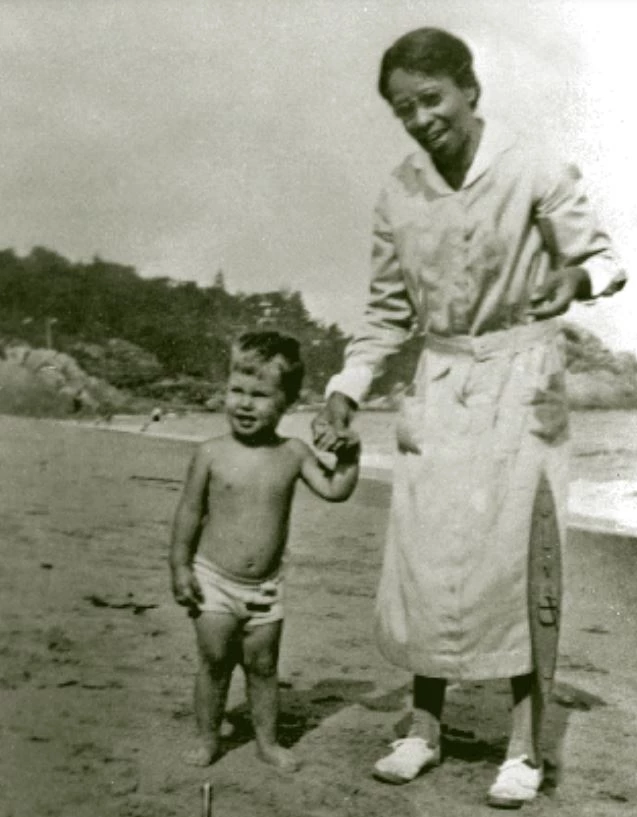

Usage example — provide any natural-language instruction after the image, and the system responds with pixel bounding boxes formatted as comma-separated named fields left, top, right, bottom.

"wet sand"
left=0, top=416, right=636, bottom=816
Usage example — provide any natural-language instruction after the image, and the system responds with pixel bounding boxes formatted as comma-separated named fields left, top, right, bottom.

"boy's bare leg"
left=242, top=620, right=300, bottom=772
left=507, top=673, right=542, bottom=765
left=411, top=675, right=446, bottom=746
left=185, top=612, right=238, bottom=766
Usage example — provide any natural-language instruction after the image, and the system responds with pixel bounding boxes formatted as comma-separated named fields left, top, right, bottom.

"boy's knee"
left=244, top=649, right=278, bottom=679
left=199, top=654, right=231, bottom=678
left=198, top=644, right=235, bottom=676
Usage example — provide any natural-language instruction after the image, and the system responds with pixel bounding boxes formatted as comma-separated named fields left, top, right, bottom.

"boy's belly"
left=196, top=520, right=287, bottom=581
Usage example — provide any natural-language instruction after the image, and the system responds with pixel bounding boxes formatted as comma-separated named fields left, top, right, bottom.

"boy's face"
left=225, top=361, right=288, bottom=440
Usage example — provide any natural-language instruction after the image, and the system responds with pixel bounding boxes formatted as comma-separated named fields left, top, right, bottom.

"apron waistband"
left=424, top=320, right=560, bottom=361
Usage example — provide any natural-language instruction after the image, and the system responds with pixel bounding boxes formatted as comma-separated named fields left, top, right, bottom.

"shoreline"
left=61, top=415, right=637, bottom=538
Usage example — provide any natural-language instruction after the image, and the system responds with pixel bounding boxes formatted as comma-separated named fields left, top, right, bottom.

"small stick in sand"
left=202, top=782, right=213, bottom=817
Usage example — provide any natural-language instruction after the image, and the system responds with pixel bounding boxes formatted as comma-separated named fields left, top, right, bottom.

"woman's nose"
left=412, top=103, right=432, bottom=128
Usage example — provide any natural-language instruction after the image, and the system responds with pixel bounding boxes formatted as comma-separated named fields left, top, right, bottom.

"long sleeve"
left=534, top=161, right=627, bottom=298
left=326, top=188, right=415, bottom=404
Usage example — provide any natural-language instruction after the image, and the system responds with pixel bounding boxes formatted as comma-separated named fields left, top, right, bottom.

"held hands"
left=526, top=267, right=592, bottom=320
left=312, top=392, right=357, bottom=454
left=333, top=428, right=361, bottom=465
left=171, top=564, right=203, bottom=610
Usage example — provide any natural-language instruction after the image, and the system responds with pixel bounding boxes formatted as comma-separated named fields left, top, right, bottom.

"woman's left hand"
left=526, top=267, right=591, bottom=320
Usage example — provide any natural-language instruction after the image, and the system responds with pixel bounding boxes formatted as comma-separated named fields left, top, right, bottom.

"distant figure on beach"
left=141, top=406, right=162, bottom=432
left=313, top=27, right=626, bottom=808
left=169, top=331, right=360, bottom=770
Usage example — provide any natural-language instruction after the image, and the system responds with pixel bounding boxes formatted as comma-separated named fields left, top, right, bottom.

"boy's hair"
left=230, top=331, right=304, bottom=404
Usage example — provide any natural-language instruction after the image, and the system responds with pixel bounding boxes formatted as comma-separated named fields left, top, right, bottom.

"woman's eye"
left=394, top=93, right=441, bottom=120
left=394, top=103, right=413, bottom=120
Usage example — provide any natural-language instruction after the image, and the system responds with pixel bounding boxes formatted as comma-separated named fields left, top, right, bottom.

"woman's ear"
left=463, top=84, right=478, bottom=109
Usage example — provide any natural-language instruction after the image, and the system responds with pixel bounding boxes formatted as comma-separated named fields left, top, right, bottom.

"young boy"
left=169, top=331, right=360, bottom=771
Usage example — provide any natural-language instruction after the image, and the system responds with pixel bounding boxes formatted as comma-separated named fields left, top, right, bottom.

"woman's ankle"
left=408, top=709, right=441, bottom=745
left=505, top=739, right=538, bottom=765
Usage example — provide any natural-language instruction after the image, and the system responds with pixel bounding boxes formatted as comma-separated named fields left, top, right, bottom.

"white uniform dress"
left=327, top=120, right=626, bottom=680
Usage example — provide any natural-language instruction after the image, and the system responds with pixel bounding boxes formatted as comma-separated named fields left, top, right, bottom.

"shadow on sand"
left=218, top=672, right=606, bottom=794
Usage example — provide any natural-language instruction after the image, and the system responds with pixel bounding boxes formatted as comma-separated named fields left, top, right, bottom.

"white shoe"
left=487, top=755, right=543, bottom=808
left=373, top=737, right=441, bottom=785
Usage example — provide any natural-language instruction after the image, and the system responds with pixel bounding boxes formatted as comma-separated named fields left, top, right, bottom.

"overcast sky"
left=1, top=0, right=636, bottom=352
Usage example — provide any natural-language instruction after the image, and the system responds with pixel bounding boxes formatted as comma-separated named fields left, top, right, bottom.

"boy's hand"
left=334, top=429, right=361, bottom=464
left=171, top=565, right=203, bottom=609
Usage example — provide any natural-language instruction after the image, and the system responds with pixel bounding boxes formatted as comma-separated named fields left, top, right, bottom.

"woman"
left=313, top=27, right=626, bottom=809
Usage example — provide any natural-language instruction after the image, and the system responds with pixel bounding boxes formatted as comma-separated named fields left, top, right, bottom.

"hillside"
left=0, top=247, right=347, bottom=407
left=0, top=246, right=634, bottom=414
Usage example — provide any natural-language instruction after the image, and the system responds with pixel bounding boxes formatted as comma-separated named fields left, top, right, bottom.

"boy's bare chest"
left=210, top=448, right=298, bottom=497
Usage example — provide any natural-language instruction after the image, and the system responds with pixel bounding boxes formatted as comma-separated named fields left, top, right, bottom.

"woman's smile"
left=421, top=127, right=448, bottom=150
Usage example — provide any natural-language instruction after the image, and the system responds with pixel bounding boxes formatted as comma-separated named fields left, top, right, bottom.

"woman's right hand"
left=312, top=391, right=357, bottom=452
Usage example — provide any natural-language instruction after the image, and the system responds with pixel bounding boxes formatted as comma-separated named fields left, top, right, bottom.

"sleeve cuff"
left=325, top=366, right=374, bottom=406
left=585, top=265, right=627, bottom=299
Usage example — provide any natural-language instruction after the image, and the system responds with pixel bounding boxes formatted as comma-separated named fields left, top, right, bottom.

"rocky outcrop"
left=0, top=341, right=128, bottom=417
left=70, top=339, right=163, bottom=389
left=562, top=323, right=637, bottom=409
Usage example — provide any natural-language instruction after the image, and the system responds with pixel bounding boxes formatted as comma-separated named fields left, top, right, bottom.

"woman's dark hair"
left=378, top=27, right=481, bottom=108
left=230, top=330, right=305, bottom=404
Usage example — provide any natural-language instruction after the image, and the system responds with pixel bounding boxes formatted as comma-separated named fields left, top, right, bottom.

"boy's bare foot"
left=257, top=743, right=301, bottom=772
left=183, top=742, right=221, bottom=767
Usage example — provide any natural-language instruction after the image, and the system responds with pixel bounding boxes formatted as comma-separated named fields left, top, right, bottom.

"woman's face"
left=386, top=68, right=478, bottom=164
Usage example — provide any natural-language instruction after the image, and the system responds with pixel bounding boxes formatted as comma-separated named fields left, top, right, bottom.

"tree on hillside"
left=0, top=247, right=348, bottom=398
left=213, top=269, right=226, bottom=290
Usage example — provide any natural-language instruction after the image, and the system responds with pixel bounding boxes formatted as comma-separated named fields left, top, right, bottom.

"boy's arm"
left=169, top=442, right=211, bottom=607
left=295, top=433, right=360, bottom=502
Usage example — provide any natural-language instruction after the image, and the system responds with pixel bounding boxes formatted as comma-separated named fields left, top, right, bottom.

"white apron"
left=374, top=320, right=568, bottom=680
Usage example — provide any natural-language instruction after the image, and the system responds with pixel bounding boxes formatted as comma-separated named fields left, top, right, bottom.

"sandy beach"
left=1, top=415, right=636, bottom=817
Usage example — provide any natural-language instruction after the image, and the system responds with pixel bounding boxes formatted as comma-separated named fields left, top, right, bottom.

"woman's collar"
left=410, top=118, right=518, bottom=192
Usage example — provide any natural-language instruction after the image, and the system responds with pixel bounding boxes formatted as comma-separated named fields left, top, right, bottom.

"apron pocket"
left=395, top=396, right=426, bottom=454
left=528, top=372, right=569, bottom=443
left=524, top=340, right=569, bottom=444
